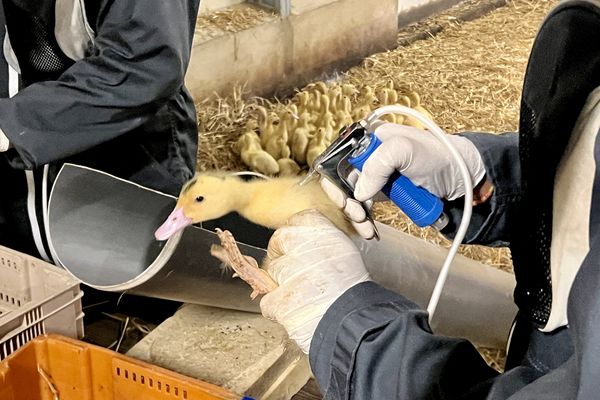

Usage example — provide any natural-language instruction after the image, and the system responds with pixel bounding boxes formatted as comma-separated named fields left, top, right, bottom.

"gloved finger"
left=320, top=177, right=347, bottom=208
left=347, top=169, right=360, bottom=187
left=351, top=220, right=377, bottom=240
left=259, top=292, right=276, bottom=320
left=260, top=286, right=288, bottom=321
left=354, top=136, right=413, bottom=202
left=344, top=198, right=367, bottom=222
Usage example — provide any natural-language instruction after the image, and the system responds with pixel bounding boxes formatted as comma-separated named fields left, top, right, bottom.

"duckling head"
left=155, top=174, right=243, bottom=241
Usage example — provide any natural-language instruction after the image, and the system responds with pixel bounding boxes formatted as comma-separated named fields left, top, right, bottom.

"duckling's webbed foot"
left=210, top=228, right=278, bottom=299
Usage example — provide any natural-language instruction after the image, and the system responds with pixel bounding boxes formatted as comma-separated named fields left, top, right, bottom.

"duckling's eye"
left=195, top=196, right=204, bottom=203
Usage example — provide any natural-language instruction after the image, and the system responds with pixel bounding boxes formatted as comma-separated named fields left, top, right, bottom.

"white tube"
left=42, top=164, right=62, bottom=266
left=8, top=64, right=18, bottom=98
left=49, top=163, right=516, bottom=347
left=365, top=106, right=474, bottom=321
left=9, top=54, right=55, bottom=264
left=25, top=171, right=51, bottom=263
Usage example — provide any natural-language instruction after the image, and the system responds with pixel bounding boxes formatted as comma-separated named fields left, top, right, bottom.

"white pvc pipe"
left=360, top=222, right=516, bottom=347
left=48, top=164, right=516, bottom=348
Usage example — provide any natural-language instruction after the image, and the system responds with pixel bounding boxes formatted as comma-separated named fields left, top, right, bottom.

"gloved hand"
left=260, top=210, right=370, bottom=353
left=320, top=123, right=487, bottom=239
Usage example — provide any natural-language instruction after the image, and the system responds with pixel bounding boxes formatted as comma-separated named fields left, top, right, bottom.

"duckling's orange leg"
left=210, top=229, right=278, bottom=299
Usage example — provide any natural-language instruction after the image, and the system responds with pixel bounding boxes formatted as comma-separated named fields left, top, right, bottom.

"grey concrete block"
left=127, top=304, right=311, bottom=399
left=290, top=0, right=337, bottom=15
left=289, top=0, right=397, bottom=80
left=186, top=0, right=398, bottom=100
left=186, top=33, right=236, bottom=99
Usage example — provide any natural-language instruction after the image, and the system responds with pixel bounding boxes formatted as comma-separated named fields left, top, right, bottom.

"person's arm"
left=0, top=0, right=198, bottom=168
left=319, top=124, right=521, bottom=246
left=311, top=282, right=500, bottom=399
left=261, top=211, right=508, bottom=399
left=441, top=132, right=521, bottom=247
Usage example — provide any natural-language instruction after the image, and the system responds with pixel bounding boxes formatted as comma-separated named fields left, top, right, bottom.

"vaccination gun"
left=301, top=119, right=449, bottom=239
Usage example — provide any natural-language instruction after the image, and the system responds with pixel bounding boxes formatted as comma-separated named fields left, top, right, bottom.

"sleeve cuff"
left=442, top=132, right=521, bottom=246
left=309, top=281, right=423, bottom=397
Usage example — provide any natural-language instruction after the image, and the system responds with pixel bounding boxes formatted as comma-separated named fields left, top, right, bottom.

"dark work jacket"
left=310, top=1, right=600, bottom=399
left=0, top=0, right=200, bottom=256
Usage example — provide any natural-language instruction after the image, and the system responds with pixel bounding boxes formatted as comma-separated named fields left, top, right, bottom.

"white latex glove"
left=0, top=128, right=9, bottom=152
left=354, top=123, right=486, bottom=201
left=320, top=123, right=486, bottom=239
left=260, top=210, right=371, bottom=353
left=320, top=170, right=379, bottom=239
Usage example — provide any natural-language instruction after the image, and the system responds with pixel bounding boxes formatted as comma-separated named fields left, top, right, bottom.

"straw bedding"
left=196, top=3, right=277, bottom=42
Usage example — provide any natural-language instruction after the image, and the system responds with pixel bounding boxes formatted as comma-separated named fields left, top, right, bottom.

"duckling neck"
left=235, top=180, right=264, bottom=213
left=225, top=178, right=255, bottom=212
left=235, top=179, right=290, bottom=228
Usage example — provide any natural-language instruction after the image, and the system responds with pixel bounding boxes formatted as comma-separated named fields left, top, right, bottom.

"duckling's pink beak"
left=155, top=208, right=193, bottom=241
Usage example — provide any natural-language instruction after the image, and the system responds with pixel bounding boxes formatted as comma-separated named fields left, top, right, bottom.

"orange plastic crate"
left=0, top=334, right=242, bottom=400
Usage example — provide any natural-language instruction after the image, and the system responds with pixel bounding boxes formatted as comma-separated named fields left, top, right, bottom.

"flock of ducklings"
left=234, top=80, right=433, bottom=176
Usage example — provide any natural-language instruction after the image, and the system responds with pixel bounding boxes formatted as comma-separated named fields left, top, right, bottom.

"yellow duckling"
left=331, top=91, right=343, bottom=113
left=342, top=84, right=359, bottom=98
left=256, top=106, right=269, bottom=128
left=306, top=128, right=328, bottom=167
left=320, top=112, right=335, bottom=131
left=385, top=88, right=399, bottom=104
left=323, top=125, right=337, bottom=144
left=352, top=86, right=377, bottom=120
left=400, top=92, right=430, bottom=130
left=277, top=158, right=302, bottom=176
left=319, top=93, right=332, bottom=115
left=352, top=102, right=372, bottom=121
left=377, top=88, right=389, bottom=105
left=259, top=112, right=278, bottom=148
left=398, top=95, right=411, bottom=107
left=264, top=119, right=291, bottom=160
left=377, top=89, right=400, bottom=123
left=290, top=116, right=312, bottom=165
left=377, top=87, right=398, bottom=106
left=314, top=81, right=329, bottom=94
left=313, top=94, right=333, bottom=128
left=154, top=173, right=355, bottom=241
left=307, top=91, right=321, bottom=116
left=407, top=91, right=421, bottom=107
left=360, top=86, right=377, bottom=103
left=335, top=98, right=354, bottom=133
left=329, top=86, right=342, bottom=107
left=386, top=79, right=395, bottom=91
left=297, top=111, right=316, bottom=133
left=296, top=91, right=311, bottom=111
left=284, top=105, right=300, bottom=132
left=235, top=126, right=280, bottom=176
